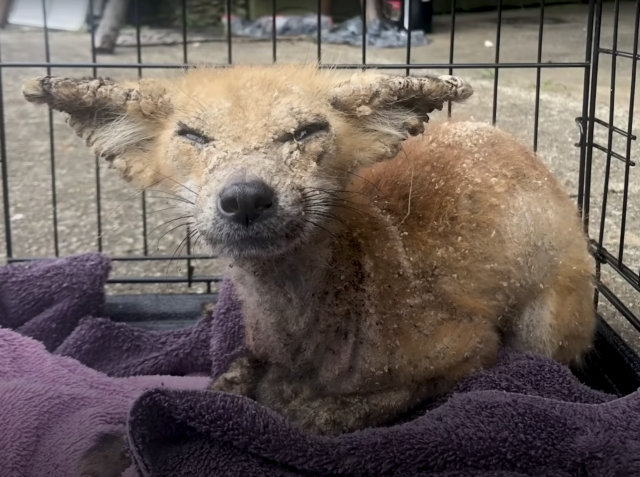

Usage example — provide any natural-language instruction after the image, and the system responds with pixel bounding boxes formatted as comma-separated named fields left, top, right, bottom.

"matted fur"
left=23, top=65, right=595, bottom=464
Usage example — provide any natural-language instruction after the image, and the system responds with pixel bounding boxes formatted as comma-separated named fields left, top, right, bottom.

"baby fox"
left=23, top=64, right=595, bottom=471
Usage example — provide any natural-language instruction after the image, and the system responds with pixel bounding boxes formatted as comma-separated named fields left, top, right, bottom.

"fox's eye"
left=182, top=132, right=208, bottom=145
left=176, top=123, right=211, bottom=145
left=292, top=121, right=330, bottom=142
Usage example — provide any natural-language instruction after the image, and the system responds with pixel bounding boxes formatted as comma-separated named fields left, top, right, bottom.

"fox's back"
left=348, top=120, right=592, bottom=324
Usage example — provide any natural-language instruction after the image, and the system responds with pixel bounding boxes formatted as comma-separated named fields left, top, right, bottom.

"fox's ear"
left=329, top=73, right=473, bottom=160
left=22, top=76, right=172, bottom=186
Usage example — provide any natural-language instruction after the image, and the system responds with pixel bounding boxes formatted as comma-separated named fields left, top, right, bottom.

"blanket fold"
left=127, top=352, right=638, bottom=477
left=0, top=316, right=210, bottom=477
left=0, top=254, right=213, bottom=477
left=1, top=252, right=639, bottom=477
left=0, top=253, right=110, bottom=350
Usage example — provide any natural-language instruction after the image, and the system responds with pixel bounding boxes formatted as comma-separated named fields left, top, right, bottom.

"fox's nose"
left=217, top=180, right=276, bottom=227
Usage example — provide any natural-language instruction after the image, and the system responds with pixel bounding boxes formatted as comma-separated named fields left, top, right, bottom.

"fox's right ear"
left=329, top=73, right=473, bottom=165
left=22, top=76, right=172, bottom=186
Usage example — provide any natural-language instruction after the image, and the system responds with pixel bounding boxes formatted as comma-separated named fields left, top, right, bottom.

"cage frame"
left=0, top=0, right=639, bottom=395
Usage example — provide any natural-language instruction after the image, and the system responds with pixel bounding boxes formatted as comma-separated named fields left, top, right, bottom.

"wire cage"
left=0, top=0, right=638, bottom=392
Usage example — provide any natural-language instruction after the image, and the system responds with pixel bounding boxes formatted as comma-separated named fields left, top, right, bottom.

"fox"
left=23, top=64, right=595, bottom=475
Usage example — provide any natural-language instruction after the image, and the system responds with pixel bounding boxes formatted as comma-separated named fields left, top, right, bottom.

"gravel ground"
left=0, top=3, right=638, bottom=349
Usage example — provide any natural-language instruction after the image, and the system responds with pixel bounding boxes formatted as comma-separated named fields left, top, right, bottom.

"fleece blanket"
left=1, top=253, right=640, bottom=477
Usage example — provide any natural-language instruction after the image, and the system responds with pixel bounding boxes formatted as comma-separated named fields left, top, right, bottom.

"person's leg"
left=321, top=0, right=382, bottom=24
left=320, top=0, right=333, bottom=16
left=362, top=0, right=382, bottom=24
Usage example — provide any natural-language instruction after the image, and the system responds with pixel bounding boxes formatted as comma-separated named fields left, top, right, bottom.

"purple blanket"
left=1, top=253, right=640, bottom=477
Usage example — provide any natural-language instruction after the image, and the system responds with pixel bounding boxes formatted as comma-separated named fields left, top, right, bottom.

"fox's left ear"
left=329, top=73, right=473, bottom=159
left=22, top=75, right=172, bottom=186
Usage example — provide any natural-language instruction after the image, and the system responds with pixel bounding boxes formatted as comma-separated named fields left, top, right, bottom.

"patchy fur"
left=23, top=64, right=595, bottom=450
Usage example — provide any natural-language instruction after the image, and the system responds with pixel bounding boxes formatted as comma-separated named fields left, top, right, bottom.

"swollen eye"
left=182, top=132, right=208, bottom=145
left=176, top=122, right=212, bottom=145
left=292, top=121, right=329, bottom=142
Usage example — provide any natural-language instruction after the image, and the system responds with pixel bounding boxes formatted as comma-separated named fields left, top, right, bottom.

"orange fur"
left=22, top=65, right=595, bottom=442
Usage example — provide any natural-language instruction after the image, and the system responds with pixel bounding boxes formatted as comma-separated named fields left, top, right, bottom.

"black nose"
left=217, top=180, right=276, bottom=227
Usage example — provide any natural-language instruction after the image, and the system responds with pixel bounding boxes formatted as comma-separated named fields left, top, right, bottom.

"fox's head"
left=23, top=65, right=472, bottom=260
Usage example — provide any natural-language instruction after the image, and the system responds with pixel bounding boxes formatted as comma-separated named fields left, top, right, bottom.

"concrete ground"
left=0, top=3, right=638, bottom=348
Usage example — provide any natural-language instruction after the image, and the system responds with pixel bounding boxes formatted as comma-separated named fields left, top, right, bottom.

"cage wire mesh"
left=0, top=0, right=637, bottom=346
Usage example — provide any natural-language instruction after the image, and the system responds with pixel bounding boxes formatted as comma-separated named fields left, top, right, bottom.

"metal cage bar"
left=0, top=0, right=637, bottom=340
left=579, top=0, right=640, bottom=331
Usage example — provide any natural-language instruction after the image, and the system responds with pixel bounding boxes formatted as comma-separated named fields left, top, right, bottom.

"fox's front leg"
left=257, top=378, right=419, bottom=435
left=210, top=353, right=266, bottom=398
left=78, top=431, right=131, bottom=477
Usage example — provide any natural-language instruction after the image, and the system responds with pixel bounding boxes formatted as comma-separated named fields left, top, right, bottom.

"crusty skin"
left=23, top=65, right=595, bottom=443
left=214, top=122, right=596, bottom=434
